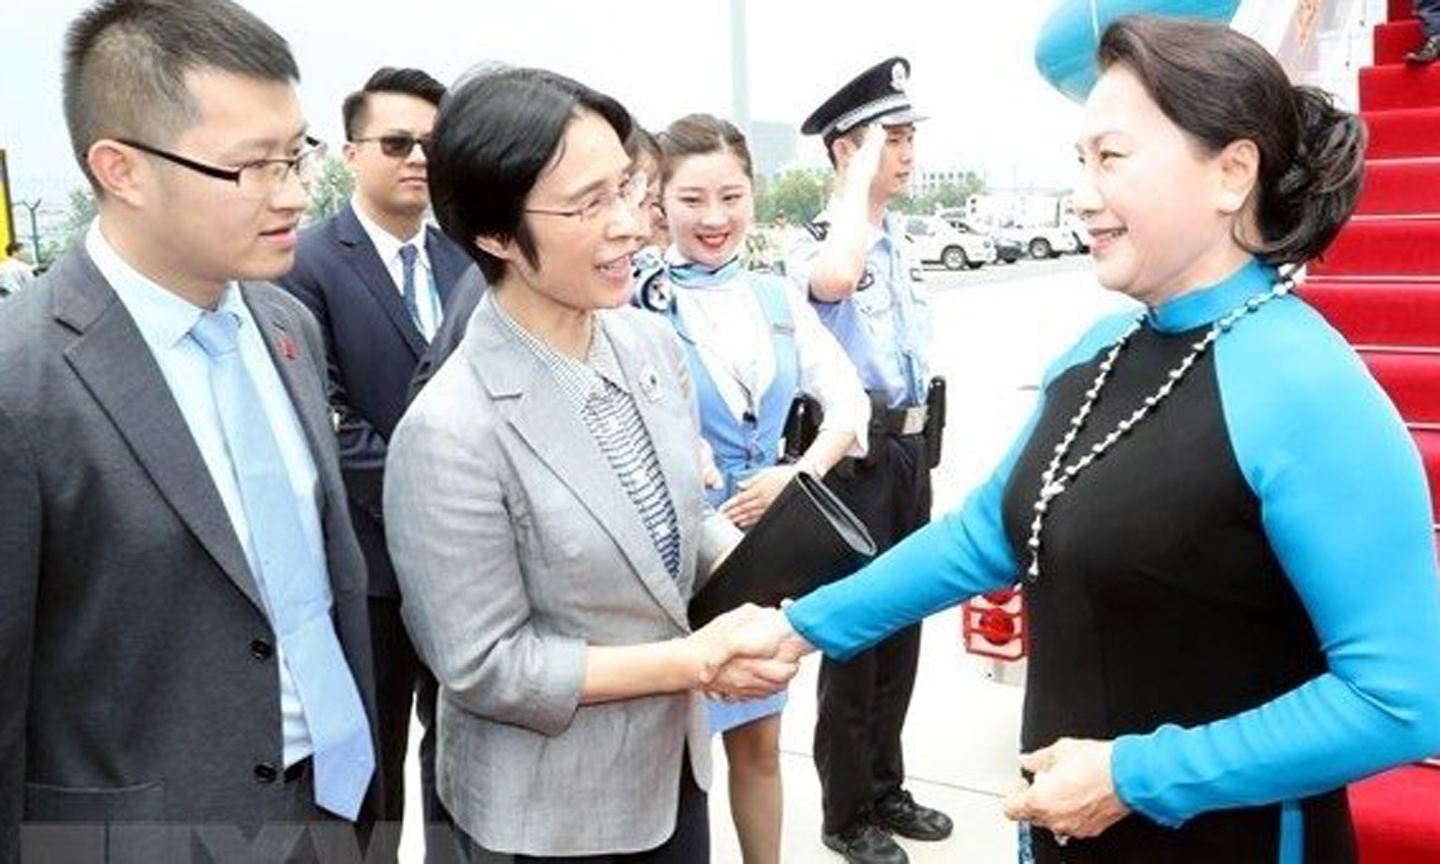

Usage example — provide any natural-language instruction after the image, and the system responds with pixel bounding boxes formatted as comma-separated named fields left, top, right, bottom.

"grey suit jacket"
left=0, top=248, right=379, bottom=863
left=385, top=293, right=738, bottom=857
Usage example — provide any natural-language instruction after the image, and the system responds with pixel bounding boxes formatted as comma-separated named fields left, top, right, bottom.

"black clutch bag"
left=688, top=471, right=877, bottom=628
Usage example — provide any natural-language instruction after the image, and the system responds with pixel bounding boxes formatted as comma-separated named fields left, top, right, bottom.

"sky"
left=1, top=0, right=1085, bottom=226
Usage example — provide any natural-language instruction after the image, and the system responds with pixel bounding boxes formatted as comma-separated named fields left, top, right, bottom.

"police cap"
left=801, top=56, right=927, bottom=137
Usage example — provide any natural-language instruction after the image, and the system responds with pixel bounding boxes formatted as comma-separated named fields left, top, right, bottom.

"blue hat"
left=801, top=57, right=927, bottom=137
left=1034, top=0, right=1242, bottom=101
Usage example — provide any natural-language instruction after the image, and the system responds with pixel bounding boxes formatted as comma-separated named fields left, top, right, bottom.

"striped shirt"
left=496, top=303, right=682, bottom=579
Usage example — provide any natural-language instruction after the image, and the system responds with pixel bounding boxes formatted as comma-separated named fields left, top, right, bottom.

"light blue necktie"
left=399, top=243, right=424, bottom=336
left=190, top=310, right=375, bottom=821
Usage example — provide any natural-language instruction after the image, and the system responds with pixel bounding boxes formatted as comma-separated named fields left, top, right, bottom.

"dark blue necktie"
left=400, top=243, right=424, bottom=335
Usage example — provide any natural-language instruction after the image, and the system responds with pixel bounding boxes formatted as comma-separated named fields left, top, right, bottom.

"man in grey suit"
left=0, top=2, right=378, bottom=862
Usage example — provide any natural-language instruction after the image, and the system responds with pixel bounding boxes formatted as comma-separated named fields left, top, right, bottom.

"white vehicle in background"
left=1006, top=223, right=1080, bottom=259
left=1062, top=215, right=1091, bottom=254
left=905, top=215, right=996, bottom=270
left=941, top=215, right=1026, bottom=264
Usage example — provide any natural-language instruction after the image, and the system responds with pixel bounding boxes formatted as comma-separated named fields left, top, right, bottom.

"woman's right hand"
left=706, top=655, right=797, bottom=701
left=686, top=604, right=798, bottom=698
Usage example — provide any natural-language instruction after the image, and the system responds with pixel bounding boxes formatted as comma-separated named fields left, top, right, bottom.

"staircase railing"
left=1233, top=0, right=1386, bottom=108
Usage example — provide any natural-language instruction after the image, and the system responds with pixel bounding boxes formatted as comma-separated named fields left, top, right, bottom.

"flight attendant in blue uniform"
left=741, top=18, right=1440, bottom=864
left=784, top=58, right=952, bottom=864
left=647, top=113, right=870, bottom=864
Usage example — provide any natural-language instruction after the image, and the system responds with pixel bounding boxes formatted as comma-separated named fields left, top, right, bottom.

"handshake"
left=686, top=603, right=815, bottom=700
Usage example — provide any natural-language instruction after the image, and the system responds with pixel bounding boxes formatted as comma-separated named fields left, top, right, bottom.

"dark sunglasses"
left=352, top=133, right=430, bottom=158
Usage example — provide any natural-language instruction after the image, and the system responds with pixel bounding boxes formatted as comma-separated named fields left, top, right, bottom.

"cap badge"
left=891, top=62, right=908, bottom=93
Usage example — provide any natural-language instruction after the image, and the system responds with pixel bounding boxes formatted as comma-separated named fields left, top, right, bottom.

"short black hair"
left=1098, top=16, right=1365, bottom=267
left=426, top=66, right=632, bottom=284
left=822, top=125, right=865, bottom=169
left=62, top=0, right=299, bottom=191
left=342, top=66, right=447, bottom=141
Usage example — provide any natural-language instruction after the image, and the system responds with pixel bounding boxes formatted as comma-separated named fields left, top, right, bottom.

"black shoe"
left=873, top=789, right=954, bottom=841
left=821, top=822, right=909, bottom=864
left=1405, top=35, right=1440, bottom=64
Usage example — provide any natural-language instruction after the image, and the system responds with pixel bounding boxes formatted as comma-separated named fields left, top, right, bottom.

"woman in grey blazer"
left=383, top=67, right=796, bottom=863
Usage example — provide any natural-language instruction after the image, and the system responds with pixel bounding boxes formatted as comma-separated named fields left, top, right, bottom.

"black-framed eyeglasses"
left=351, top=133, right=430, bottom=159
left=525, top=171, right=650, bottom=223
left=116, top=136, right=326, bottom=200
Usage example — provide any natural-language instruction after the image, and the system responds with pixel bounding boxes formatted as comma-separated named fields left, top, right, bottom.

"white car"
left=1004, top=224, right=1080, bottom=259
left=1062, top=215, right=1091, bottom=253
left=904, top=216, right=997, bottom=270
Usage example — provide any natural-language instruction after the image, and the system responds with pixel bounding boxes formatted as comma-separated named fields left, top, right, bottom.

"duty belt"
left=880, top=404, right=928, bottom=436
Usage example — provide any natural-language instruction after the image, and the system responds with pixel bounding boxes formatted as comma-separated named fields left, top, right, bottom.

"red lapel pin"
left=277, top=333, right=299, bottom=361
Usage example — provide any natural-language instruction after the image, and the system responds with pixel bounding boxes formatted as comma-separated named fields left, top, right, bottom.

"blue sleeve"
left=786, top=312, right=1137, bottom=659
left=1112, top=302, right=1440, bottom=826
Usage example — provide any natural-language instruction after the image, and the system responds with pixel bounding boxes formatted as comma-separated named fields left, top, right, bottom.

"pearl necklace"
left=1024, top=276, right=1295, bottom=582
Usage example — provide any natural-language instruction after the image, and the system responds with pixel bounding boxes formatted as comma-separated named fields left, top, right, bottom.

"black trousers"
left=368, top=597, right=462, bottom=864
left=455, top=756, right=709, bottom=864
left=814, top=431, right=932, bottom=834
left=1420, top=0, right=1440, bottom=38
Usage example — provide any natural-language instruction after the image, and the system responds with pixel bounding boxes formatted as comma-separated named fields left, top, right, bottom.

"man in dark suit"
left=0, top=2, right=378, bottom=862
left=278, top=66, right=469, bottom=862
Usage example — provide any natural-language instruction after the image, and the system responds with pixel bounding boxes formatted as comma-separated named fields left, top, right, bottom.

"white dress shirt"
left=88, top=221, right=323, bottom=767
left=351, top=200, right=443, bottom=339
left=0, top=256, right=35, bottom=298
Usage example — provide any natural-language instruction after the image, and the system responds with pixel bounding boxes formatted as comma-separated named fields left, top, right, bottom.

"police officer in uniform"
left=785, top=58, right=952, bottom=864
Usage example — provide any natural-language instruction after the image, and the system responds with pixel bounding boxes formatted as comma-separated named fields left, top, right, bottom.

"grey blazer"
left=0, top=248, right=379, bottom=864
left=385, top=293, right=738, bottom=857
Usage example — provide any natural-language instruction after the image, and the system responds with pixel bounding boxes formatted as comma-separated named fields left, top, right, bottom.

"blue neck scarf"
left=665, top=256, right=743, bottom=290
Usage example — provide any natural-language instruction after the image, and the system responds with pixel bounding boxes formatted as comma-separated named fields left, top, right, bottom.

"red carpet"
left=1377, top=19, right=1428, bottom=64
left=1364, top=107, right=1440, bottom=158
left=1350, top=766, right=1440, bottom=864
left=1362, top=354, right=1440, bottom=427
left=1361, top=62, right=1440, bottom=110
left=1302, top=281, right=1440, bottom=346
left=1300, top=1, right=1440, bottom=861
left=1310, top=217, right=1440, bottom=276
left=1356, top=158, right=1440, bottom=214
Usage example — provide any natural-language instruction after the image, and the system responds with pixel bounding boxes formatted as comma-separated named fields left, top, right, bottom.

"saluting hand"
left=1002, top=738, right=1130, bottom=843
left=839, top=122, right=886, bottom=197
